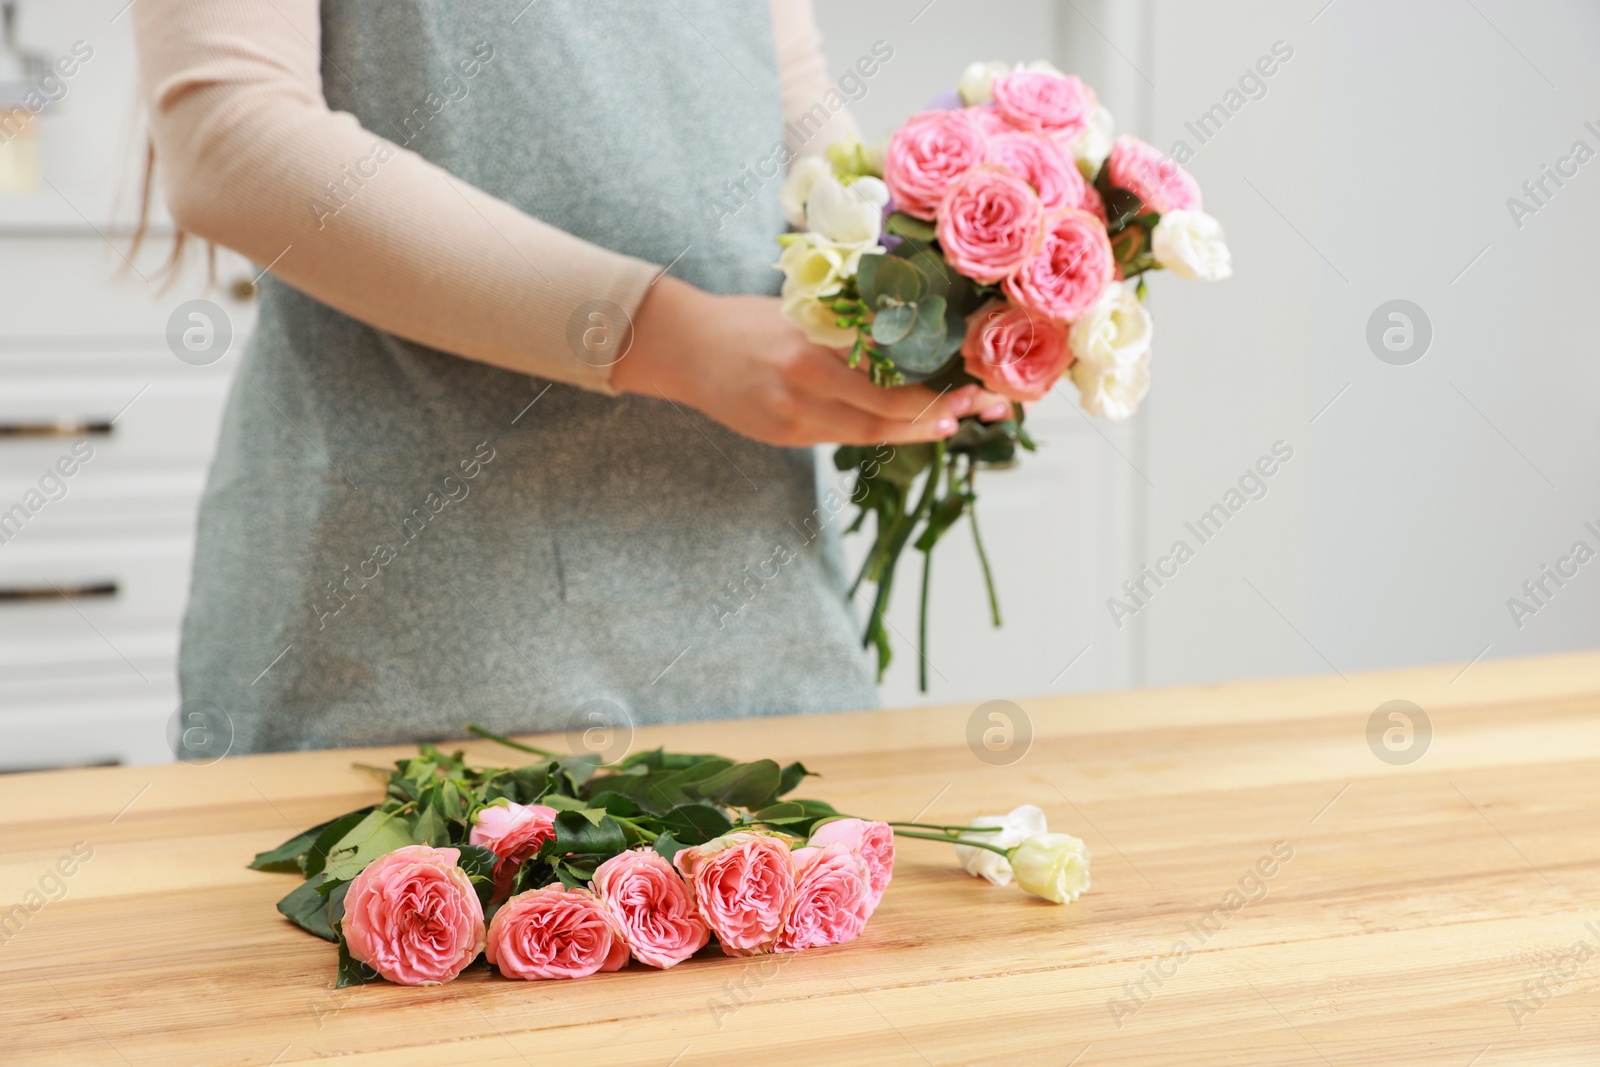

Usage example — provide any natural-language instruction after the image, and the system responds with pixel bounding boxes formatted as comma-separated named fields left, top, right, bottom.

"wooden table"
left=3, top=652, right=1599, bottom=1065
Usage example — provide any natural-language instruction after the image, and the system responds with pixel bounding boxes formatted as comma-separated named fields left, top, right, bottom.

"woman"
left=134, top=0, right=1009, bottom=753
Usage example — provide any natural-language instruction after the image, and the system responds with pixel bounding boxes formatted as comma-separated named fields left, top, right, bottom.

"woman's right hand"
left=612, top=276, right=1012, bottom=447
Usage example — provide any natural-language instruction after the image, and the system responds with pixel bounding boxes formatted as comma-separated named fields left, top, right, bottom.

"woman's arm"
left=135, top=0, right=994, bottom=442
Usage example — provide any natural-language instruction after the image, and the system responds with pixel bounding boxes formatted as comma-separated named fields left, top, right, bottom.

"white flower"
left=1072, top=103, right=1115, bottom=176
left=806, top=173, right=889, bottom=245
left=957, top=60, right=1013, bottom=106
left=1071, top=353, right=1151, bottom=421
left=1020, top=59, right=1067, bottom=77
left=861, top=135, right=891, bottom=178
left=775, top=235, right=848, bottom=299
left=953, top=804, right=1049, bottom=887
left=1009, top=833, right=1091, bottom=904
left=780, top=281, right=856, bottom=349
left=779, top=155, right=833, bottom=229
left=1068, top=281, right=1152, bottom=369
left=1151, top=209, right=1232, bottom=281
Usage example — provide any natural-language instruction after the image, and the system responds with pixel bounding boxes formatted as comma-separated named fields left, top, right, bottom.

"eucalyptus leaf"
left=870, top=303, right=917, bottom=346
left=885, top=211, right=936, bottom=242
left=872, top=257, right=924, bottom=304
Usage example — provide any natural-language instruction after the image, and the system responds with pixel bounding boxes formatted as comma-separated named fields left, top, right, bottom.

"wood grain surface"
left=2, top=652, right=1598, bottom=1066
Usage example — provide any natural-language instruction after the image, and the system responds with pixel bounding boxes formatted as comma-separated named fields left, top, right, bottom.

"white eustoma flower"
left=957, top=60, right=1013, bottom=106
left=1071, top=353, right=1151, bottom=421
left=775, top=235, right=847, bottom=299
left=779, top=155, right=833, bottom=229
left=1151, top=209, right=1232, bottom=281
left=1068, top=281, right=1152, bottom=369
left=1009, top=832, right=1092, bottom=904
left=805, top=173, right=889, bottom=245
left=780, top=280, right=856, bottom=349
left=953, top=804, right=1049, bottom=887
left=1072, top=103, right=1115, bottom=175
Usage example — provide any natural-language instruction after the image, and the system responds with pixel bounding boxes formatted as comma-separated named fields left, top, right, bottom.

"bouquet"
left=251, top=726, right=1090, bottom=986
left=777, top=61, right=1231, bottom=688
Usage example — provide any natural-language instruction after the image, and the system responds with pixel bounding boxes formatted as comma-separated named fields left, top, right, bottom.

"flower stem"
left=917, top=543, right=932, bottom=693
left=611, top=816, right=659, bottom=842
left=892, top=828, right=1008, bottom=856
left=464, top=723, right=558, bottom=759
left=966, top=465, right=1002, bottom=627
left=887, top=821, right=1002, bottom=833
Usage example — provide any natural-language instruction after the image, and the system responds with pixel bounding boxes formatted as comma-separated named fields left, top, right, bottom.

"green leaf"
left=885, top=212, right=937, bottom=242
left=659, top=803, right=733, bottom=844
left=277, top=875, right=339, bottom=942
left=872, top=257, right=924, bottom=304
left=249, top=809, right=364, bottom=873
left=505, top=764, right=554, bottom=804
left=881, top=295, right=951, bottom=373
left=545, top=809, right=627, bottom=857
left=455, top=843, right=499, bottom=908
left=335, top=936, right=382, bottom=988
left=652, top=831, right=687, bottom=865
left=320, top=809, right=416, bottom=883
left=686, top=759, right=783, bottom=809
left=413, top=806, right=450, bottom=848
left=870, top=303, right=917, bottom=346
left=776, top=761, right=813, bottom=798
left=855, top=253, right=885, bottom=305
left=298, top=808, right=376, bottom=878
left=876, top=441, right=935, bottom=488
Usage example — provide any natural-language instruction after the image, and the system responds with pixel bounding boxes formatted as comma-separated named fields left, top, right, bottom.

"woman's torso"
left=178, top=0, right=876, bottom=754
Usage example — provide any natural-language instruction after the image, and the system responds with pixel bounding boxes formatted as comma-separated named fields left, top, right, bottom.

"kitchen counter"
left=3, top=651, right=1599, bottom=1065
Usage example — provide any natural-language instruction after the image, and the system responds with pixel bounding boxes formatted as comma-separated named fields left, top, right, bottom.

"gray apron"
left=179, top=0, right=876, bottom=754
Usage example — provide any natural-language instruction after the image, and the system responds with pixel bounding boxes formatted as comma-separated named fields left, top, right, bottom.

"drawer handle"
left=0, top=581, right=118, bottom=603
left=0, top=420, right=113, bottom=439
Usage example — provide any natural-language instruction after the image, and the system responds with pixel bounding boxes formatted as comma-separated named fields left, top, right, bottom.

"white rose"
left=779, top=155, right=833, bottom=229
left=780, top=281, right=856, bottom=349
left=805, top=173, right=889, bottom=245
left=1072, top=103, right=1115, bottom=176
left=775, top=235, right=847, bottom=299
left=957, top=60, right=1012, bottom=106
left=1071, top=353, right=1151, bottom=421
left=1009, top=832, right=1092, bottom=904
left=1068, top=281, right=1152, bottom=369
left=953, top=804, right=1049, bottom=887
left=1151, top=209, right=1232, bottom=281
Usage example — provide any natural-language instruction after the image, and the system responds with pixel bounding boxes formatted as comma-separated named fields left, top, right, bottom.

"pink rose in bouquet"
left=775, top=843, right=874, bottom=952
left=883, top=108, right=989, bottom=220
left=960, top=300, right=1072, bottom=402
left=935, top=166, right=1044, bottom=284
left=486, top=885, right=630, bottom=980
left=1106, top=135, right=1202, bottom=214
left=806, top=817, right=896, bottom=914
left=341, top=845, right=486, bottom=985
left=591, top=848, right=710, bottom=969
left=990, top=70, right=1093, bottom=140
left=469, top=800, right=558, bottom=897
left=985, top=131, right=1086, bottom=216
left=674, top=831, right=796, bottom=956
left=1003, top=208, right=1115, bottom=323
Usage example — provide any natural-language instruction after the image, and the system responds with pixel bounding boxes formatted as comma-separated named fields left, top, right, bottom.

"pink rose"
left=1080, top=182, right=1107, bottom=223
left=990, top=71, right=1093, bottom=141
left=591, top=848, right=710, bottom=969
left=960, top=300, right=1073, bottom=403
left=1002, top=208, right=1115, bottom=324
left=882, top=109, right=989, bottom=220
left=775, top=843, right=873, bottom=952
left=1105, top=135, right=1202, bottom=214
left=969, top=105, right=1012, bottom=137
left=935, top=166, right=1044, bottom=285
left=986, top=131, right=1088, bottom=216
left=341, top=845, right=486, bottom=985
left=485, top=885, right=630, bottom=980
left=805, top=818, right=895, bottom=914
left=469, top=801, right=558, bottom=896
left=674, top=831, right=796, bottom=956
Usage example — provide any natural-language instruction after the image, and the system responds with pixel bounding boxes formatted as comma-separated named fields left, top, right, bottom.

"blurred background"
left=2, top=0, right=1597, bottom=769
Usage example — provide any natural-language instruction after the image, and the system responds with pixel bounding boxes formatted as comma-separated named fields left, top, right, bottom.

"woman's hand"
left=612, top=277, right=1016, bottom=447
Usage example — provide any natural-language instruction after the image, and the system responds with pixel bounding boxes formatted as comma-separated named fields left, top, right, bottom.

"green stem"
left=917, top=544, right=932, bottom=693
left=611, top=816, right=659, bottom=842
left=966, top=464, right=1002, bottom=627
left=464, top=723, right=558, bottom=759
left=892, top=828, right=1008, bottom=856
left=887, top=821, right=1003, bottom=833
